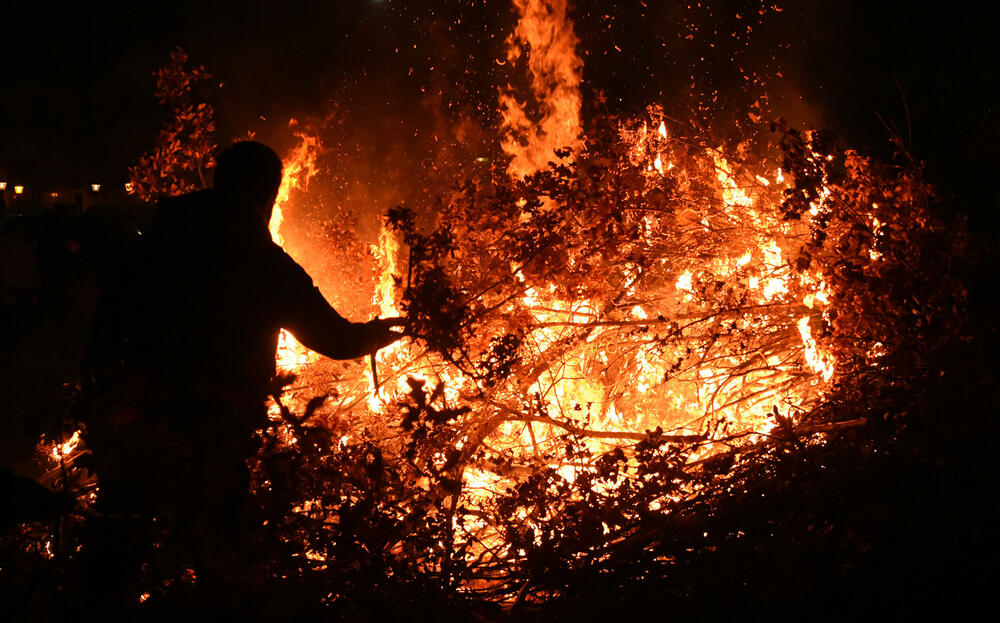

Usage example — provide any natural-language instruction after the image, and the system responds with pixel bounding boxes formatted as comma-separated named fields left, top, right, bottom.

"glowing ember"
left=50, top=430, right=81, bottom=461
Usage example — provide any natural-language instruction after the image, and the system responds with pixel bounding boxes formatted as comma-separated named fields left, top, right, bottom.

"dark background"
left=1, top=0, right=997, bottom=232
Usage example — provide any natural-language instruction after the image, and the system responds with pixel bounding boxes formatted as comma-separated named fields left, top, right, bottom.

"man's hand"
left=364, top=316, right=406, bottom=353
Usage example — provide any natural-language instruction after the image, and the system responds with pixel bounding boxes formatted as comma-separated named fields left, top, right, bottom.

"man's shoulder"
left=158, top=188, right=214, bottom=206
left=264, top=242, right=309, bottom=274
left=253, top=241, right=318, bottom=298
left=155, top=189, right=215, bottom=216
left=151, top=190, right=217, bottom=231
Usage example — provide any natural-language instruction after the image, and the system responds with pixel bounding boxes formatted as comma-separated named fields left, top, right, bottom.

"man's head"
left=214, top=141, right=283, bottom=220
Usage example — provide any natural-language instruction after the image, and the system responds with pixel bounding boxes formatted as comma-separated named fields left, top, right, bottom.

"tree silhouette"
left=127, top=47, right=216, bottom=202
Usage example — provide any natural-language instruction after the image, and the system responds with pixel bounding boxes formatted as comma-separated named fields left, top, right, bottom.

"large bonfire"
left=23, top=0, right=969, bottom=613
left=246, top=0, right=965, bottom=606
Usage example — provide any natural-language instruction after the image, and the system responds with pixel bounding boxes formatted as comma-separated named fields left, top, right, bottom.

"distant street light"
left=0, top=182, right=6, bottom=190
left=91, top=183, right=101, bottom=192
left=14, top=185, right=24, bottom=195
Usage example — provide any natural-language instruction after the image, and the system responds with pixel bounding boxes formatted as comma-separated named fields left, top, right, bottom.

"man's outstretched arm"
left=274, top=251, right=403, bottom=360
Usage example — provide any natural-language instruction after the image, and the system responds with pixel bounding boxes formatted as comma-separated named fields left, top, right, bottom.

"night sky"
left=1, top=0, right=997, bottom=233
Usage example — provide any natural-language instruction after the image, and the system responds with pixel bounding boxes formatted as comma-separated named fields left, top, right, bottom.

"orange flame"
left=270, top=125, right=323, bottom=373
left=49, top=430, right=81, bottom=461
left=269, top=122, right=322, bottom=248
left=499, top=0, right=583, bottom=178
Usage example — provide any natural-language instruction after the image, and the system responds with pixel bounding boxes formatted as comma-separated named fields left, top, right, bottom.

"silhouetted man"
left=86, top=141, right=400, bottom=397
left=81, top=141, right=402, bottom=604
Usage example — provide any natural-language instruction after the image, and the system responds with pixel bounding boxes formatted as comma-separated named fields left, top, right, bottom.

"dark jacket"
left=84, top=189, right=374, bottom=404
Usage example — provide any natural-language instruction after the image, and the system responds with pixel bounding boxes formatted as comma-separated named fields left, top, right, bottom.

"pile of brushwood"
left=1, top=119, right=995, bottom=622
left=248, top=124, right=993, bottom=620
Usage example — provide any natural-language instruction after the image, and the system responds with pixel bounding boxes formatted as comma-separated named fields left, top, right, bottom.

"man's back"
left=87, top=188, right=374, bottom=405
left=122, top=189, right=285, bottom=397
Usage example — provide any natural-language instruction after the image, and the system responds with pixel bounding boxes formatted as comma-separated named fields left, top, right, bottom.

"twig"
left=796, top=417, right=866, bottom=434
left=893, top=77, right=913, bottom=154
left=479, top=398, right=702, bottom=443
left=512, top=579, right=532, bottom=608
